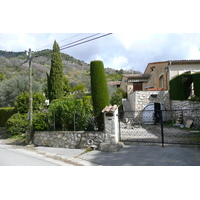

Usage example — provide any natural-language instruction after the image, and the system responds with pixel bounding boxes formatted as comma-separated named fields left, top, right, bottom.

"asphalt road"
left=0, top=143, right=72, bottom=166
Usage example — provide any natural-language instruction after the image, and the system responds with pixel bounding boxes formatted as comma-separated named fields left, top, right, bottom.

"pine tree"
left=47, top=41, right=64, bottom=102
left=90, top=60, right=110, bottom=130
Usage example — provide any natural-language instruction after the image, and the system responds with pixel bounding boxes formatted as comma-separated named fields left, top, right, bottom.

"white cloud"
left=188, top=46, right=200, bottom=59
left=112, top=56, right=128, bottom=69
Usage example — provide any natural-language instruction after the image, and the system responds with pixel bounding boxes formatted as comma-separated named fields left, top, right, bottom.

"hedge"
left=192, top=72, right=200, bottom=97
left=169, top=73, right=192, bottom=100
left=90, top=60, right=110, bottom=131
left=0, top=107, right=16, bottom=127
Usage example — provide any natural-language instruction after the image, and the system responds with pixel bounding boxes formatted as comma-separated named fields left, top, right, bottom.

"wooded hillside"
left=0, top=49, right=140, bottom=107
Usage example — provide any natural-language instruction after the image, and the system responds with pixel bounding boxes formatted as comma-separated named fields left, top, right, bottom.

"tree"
left=0, top=75, right=42, bottom=107
left=110, top=87, right=127, bottom=106
left=15, top=92, right=46, bottom=114
left=90, top=60, right=110, bottom=131
left=47, top=41, right=64, bottom=102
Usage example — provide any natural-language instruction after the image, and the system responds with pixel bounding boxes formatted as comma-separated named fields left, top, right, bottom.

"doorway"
left=142, top=103, right=166, bottom=124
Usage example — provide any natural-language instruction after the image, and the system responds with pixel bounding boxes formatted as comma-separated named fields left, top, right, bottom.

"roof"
left=102, top=105, right=118, bottom=113
left=122, top=74, right=150, bottom=78
left=169, top=60, right=200, bottom=65
left=108, top=81, right=121, bottom=86
left=144, top=60, right=200, bottom=73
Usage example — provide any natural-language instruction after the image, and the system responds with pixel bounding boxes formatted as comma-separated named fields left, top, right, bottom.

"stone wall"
left=129, top=90, right=170, bottom=111
left=170, top=100, right=200, bottom=127
left=33, top=131, right=105, bottom=149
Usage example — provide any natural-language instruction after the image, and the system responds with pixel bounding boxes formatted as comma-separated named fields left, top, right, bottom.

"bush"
left=169, top=73, right=192, bottom=100
left=15, top=92, right=46, bottom=114
left=33, top=111, right=48, bottom=131
left=5, top=113, right=29, bottom=136
left=110, top=88, right=127, bottom=106
left=0, top=107, right=16, bottom=127
left=48, top=97, right=94, bottom=131
left=192, top=72, right=200, bottom=97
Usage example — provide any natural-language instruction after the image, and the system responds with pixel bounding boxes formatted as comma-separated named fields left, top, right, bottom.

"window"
left=159, top=75, right=164, bottom=88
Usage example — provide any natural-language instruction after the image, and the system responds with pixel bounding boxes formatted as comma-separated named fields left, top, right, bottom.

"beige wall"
left=144, top=62, right=168, bottom=90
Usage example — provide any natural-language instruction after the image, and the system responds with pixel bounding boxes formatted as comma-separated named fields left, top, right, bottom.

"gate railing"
left=118, top=109, right=200, bottom=146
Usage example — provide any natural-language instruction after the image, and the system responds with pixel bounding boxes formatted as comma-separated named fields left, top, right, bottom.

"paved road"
left=0, top=143, right=72, bottom=166
left=79, top=144, right=200, bottom=166
left=1, top=139, right=200, bottom=166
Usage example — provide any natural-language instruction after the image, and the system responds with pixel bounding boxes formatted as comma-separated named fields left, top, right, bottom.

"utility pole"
left=26, top=48, right=33, bottom=144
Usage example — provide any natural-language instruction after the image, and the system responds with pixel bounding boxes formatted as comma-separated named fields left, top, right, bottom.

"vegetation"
left=48, top=97, right=94, bottom=131
left=47, top=41, right=64, bottom=102
left=5, top=113, right=29, bottom=136
left=110, top=88, right=127, bottom=106
left=0, top=48, right=138, bottom=137
left=15, top=92, right=46, bottom=114
left=192, top=72, right=200, bottom=98
left=0, top=107, right=16, bottom=127
left=90, top=60, right=110, bottom=131
left=169, top=73, right=193, bottom=100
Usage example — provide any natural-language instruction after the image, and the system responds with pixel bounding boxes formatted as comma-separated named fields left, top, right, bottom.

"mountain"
left=0, top=49, right=91, bottom=88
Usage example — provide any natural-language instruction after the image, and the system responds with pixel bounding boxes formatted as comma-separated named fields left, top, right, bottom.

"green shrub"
left=169, top=73, right=192, bottom=100
left=90, top=60, right=110, bottom=130
left=48, top=96, right=94, bottom=131
left=0, top=107, right=16, bottom=127
left=110, top=88, right=127, bottom=106
left=33, top=111, right=48, bottom=131
left=15, top=92, right=46, bottom=114
left=192, top=72, right=200, bottom=97
left=5, top=113, right=29, bottom=136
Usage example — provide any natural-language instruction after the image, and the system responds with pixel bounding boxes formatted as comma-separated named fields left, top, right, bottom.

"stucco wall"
left=168, top=64, right=200, bottom=80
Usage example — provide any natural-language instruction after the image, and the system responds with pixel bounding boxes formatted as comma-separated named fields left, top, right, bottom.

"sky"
left=1, top=33, right=200, bottom=73
left=1, top=1, right=199, bottom=197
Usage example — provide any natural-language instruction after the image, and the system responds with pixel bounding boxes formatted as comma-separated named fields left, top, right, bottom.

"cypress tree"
left=48, top=41, right=64, bottom=102
left=90, top=60, right=110, bottom=130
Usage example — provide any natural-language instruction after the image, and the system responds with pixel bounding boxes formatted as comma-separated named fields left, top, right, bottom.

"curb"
left=35, top=150, right=101, bottom=166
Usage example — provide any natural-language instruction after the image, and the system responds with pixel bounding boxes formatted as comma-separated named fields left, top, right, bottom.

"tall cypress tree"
left=47, top=41, right=64, bottom=102
left=90, top=60, right=110, bottom=130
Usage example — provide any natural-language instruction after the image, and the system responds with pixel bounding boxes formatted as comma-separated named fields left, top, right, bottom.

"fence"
left=38, top=111, right=95, bottom=132
left=118, top=109, right=200, bottom=146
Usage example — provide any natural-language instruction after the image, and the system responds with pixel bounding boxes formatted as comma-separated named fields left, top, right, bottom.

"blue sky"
left=1, top=33, right=200, bottom=73
left=1, top=1, right=200, bottom=73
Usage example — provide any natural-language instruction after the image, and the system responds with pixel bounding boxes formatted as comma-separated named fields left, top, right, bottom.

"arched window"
left=159, top=75, right=164, bottom=88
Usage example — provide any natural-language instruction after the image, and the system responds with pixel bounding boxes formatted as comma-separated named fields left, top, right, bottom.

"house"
left=120, top=74, right=150, bottom=99
left=120, top=60, right=200, bottom=123
left=143, top=60, right=200, bottom=91
left=108, top=81, right=121, bottom=88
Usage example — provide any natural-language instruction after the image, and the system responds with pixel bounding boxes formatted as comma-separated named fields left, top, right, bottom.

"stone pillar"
left=100, top=105, right=124, bottom=152
left=103, top=105, right=119, bottom=143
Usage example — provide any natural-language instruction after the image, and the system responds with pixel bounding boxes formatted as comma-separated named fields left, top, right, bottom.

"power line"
left=60, top=33, right=113, bottom=50
left=32, top=33, right=113, bottom=58
left=35, top=33, right=84, bottom=51
left=59, top=33, right=101, bottom=49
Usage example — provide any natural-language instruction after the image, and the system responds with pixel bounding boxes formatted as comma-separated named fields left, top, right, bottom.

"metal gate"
left=119, top=110, right=200, bottom=146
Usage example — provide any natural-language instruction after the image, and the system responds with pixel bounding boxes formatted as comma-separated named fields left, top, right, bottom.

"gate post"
left=160, top=110, right=164, bottom=147
left=100, top=105, right=124, bottom=151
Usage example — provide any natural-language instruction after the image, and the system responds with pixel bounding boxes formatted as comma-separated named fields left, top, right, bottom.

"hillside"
left=0, top=49, right=90, bottom=87
left=0, top=49, right=139, bottom=107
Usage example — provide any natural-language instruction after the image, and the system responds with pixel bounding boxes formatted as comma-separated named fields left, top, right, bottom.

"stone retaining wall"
left=129, top=90, right=170, bottom=111
left=171, top=100, right=200, bottom=127
left=33, top=131, right=105, bottom=149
